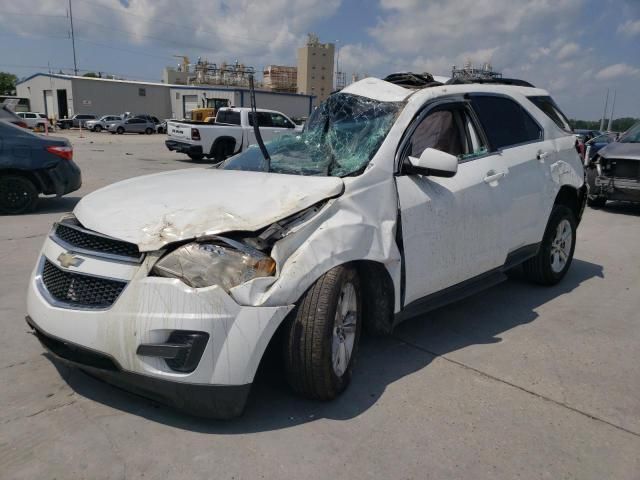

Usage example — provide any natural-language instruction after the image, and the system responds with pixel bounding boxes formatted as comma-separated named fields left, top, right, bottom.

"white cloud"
left=0, top=0, right=341, bottom=66
left=595, top=63, right=640, bottom=80
left=617, top=19, right=640, bottom=36
left=555, top=42, right=579, bottom=61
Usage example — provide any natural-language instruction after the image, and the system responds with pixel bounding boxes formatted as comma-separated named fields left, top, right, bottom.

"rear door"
left=469, top=94, right=547, bottom=252
left=396, top=100, right=511, bottom=304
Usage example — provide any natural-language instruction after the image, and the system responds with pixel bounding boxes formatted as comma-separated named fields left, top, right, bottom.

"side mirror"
left=406, top=147, right=458, bottom=177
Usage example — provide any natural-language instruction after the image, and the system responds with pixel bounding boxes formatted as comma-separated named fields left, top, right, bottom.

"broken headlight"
left=152, top=237, right=275, bottom=291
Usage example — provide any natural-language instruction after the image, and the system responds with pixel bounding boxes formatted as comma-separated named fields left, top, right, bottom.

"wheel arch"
left=0, top=168, right=44, bottom=193
left=210, top=136, right=237, bottom=157
left=554, top=184, right=587, bottom=224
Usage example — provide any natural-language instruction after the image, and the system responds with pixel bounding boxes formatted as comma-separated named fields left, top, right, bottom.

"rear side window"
left=216, top=110, right=240, bottom=125
left=248, top=112, right=274, bottom=127
left=470, top=95, right=542, bottom=150
left=527, top=96, right=572, bottom=133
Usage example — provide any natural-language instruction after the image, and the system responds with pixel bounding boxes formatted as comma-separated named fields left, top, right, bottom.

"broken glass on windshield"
left=222, top=93, right=404, bottom=177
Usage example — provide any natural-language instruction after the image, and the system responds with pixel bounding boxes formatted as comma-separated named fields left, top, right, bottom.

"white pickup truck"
left=165, top=107, right=301, bottom=162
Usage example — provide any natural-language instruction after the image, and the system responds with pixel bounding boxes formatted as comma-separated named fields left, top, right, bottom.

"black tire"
left=145, top=127, right=153, bottom=134
left=187, top=154, right=204, bottom=161
left=283, top=264, right=362, bottom=400
left=94, top=125, right=102, bottom=133
left=0, top=175, right=39, bottom=214
left=36, top=123, right=46, bottom=132
left=116, top=127, right=124, bottom=134
left=587, top=195, right=607, bottom=208
left=523, top=205, right=576, bottom=285
left=211, top=141, right=230, bottom=163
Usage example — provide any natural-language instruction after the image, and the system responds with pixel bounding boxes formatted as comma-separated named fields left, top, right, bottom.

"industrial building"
left=263, top=65, right=298, bottom=93
left=297, top=34, right=335, bottom=106
left=16, top=73, right=314, bottom=122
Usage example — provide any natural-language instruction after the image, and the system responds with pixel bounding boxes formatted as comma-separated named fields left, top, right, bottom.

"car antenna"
left=249, top=74, right=271, bottom=171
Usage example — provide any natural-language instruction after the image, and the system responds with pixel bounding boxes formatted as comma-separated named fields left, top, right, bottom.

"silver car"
left=85, top=115, right=122, bottom=132
left=586, top=121, right=640, bottom=207
left=107, top=117, right=156, bottom=135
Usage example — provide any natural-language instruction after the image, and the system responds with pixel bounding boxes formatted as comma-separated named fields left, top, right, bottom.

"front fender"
left=229, top=176, right=403, bottom=311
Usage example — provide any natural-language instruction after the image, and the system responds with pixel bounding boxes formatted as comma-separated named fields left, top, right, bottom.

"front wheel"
left=283, top=264, right=362, bottom=400
left=94, top=125, right=102, bottom=133
left=587, top=195, right=607, bottom=208
left=187, top=154, right=204, bottom=161
left=523, top=205, right=576, bottom=285
left=145, top=127, right=153, bottom=135
left=116, top=127, right=124, bottom=134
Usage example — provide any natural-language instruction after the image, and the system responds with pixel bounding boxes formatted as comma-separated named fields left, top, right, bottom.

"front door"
left=396, top=102, right=510, bottom=305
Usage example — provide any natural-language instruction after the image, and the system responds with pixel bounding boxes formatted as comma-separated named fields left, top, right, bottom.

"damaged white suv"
left=26, top=77, right=586, bottom=418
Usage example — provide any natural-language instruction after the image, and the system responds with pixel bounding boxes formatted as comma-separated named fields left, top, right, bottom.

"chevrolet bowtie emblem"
left=57, top=252, right=84, bottom=268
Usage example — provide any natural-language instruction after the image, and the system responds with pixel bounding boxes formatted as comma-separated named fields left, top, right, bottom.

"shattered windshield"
left=222, top=93, right=403, bottom=176
left=619, top=122, right=640, bottom=143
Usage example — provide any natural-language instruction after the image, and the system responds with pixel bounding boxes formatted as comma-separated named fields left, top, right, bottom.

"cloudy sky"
left=1, top=0, right=638, bottom=119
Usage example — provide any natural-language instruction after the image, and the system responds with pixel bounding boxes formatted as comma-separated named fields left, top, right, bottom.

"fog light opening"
left=136, top=331, right=209, bottom=373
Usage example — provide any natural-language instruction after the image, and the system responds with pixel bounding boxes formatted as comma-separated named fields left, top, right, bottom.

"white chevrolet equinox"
left=26, top=76, right=586, bottom=418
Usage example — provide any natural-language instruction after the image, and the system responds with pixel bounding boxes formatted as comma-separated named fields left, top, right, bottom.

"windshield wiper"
left=249, top=74, right=271, bottom=172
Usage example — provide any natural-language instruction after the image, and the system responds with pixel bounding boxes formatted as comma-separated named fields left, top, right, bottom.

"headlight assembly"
left=152, top=237, right=276, bottom=291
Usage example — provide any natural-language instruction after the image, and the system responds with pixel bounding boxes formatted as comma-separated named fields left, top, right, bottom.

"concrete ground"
left=1, top=130, right=639, bottom=479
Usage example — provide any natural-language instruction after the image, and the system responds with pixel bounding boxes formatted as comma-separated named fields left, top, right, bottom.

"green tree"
left=82, top=72, right=99, bottom=78
left=0, top=72, right=18, bottom=95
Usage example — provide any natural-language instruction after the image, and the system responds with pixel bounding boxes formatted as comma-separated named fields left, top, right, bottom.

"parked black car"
left=0, top=120, right=81, bottom=214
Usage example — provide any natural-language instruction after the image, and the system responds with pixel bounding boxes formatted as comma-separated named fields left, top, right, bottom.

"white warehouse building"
left=16, top=73, right=315, bottom=121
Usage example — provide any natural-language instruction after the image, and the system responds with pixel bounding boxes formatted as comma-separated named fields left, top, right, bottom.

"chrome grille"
left=53, top=221, right=142, bottom=262
left=40, top=258, right=127, bottom=309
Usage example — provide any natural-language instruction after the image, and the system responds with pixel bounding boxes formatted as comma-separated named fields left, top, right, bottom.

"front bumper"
left=27, top=236, right=293, bottom=417
left=165, top=140, right=203, bottom=156
left=27, top=316, right=250, bottom=418
left=594, top=175, right=640, bottom=201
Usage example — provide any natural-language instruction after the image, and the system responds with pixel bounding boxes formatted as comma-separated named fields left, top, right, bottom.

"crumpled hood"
left=599, top=142, right=640, bottom=161
left=74, top=168, right=344, bottom=251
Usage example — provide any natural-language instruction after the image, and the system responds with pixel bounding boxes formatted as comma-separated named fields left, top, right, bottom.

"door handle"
left=537, top=151, right=549, bottom=161
left=484, top=170, right=506, bottom=183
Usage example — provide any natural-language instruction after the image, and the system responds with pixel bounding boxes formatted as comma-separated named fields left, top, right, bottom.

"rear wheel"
left=283, top=265, right=362, bottom=400
left=0, top=175, right=39, bottom=214
left=523, top=205, right=576, bottom=285
left=116, top=127, right=124, bottom=134
left=211, top=141, right=231, bottom=163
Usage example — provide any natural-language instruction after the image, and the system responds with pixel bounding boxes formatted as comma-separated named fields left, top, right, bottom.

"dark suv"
left=0, top=120, right=81, bottom=214
left=57, top=114, right=97, bottom=129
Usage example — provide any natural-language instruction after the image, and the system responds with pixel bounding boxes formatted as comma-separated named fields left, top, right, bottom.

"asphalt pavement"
left=1, top=130, right=638, bottom=479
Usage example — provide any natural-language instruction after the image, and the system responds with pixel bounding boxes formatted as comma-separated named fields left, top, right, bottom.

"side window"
left=408, top=109, right=465, bottom=158
left=470, top=95, right=542, bottom=150
left=527, top=95, right=572, bottom=133
left=248, top=112, right=274, bottom=127
left=217, top=111, right=241, bottom=125
left=26, top=113, right=37, bottom=119
left=270, top=113, right=294, bottom=128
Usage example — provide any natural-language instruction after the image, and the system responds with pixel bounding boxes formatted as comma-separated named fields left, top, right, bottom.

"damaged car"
left=26, top=76, right=586, bottom=418
left=586, top=121, right=640, bottom=207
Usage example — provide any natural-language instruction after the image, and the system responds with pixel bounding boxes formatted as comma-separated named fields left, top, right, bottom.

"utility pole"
left=599, top=89, right=609, bottom=132
left=607, top=89, right=617, bottom=132
left=69, top=0, right=78, bottom=75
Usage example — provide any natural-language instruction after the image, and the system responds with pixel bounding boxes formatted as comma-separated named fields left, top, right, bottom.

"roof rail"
left=383, top=72, right=443, bottom=89
left=445, top=77, right=535, bottom=87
